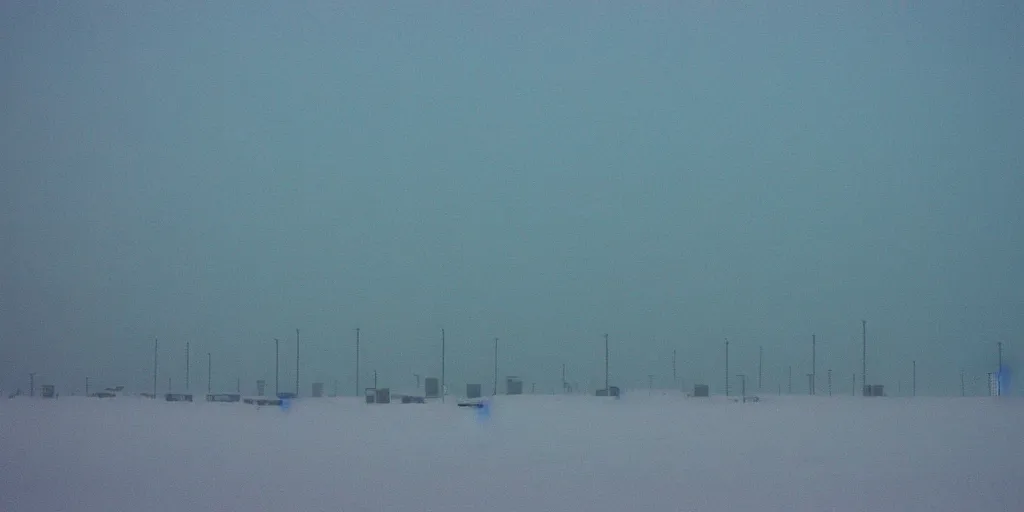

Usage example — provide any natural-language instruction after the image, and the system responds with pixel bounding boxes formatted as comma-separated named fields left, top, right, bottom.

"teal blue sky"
left=2, top=1, right=1021, bottom=396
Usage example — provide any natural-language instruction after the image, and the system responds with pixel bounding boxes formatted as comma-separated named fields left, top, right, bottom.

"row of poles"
left=52, top=322, right=1005, bottom=399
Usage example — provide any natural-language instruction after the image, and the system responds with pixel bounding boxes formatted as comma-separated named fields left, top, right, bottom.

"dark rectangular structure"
left=506, top=376, right=523, bottom=395
left=693, top=384, right=710, bottom=397
left=41, top=385, right=55, bottom=398
left=256, top=380, right=266, bottom=396
left=425, top=377, right=440, bottom=398
left=244, top=397, right=282, bottom=406
left=311, top=382, right=324, bottom=398
left=466, top=383, right=482, bottom=399
left=864, top=384, right=885, bottom=397
left=164, top=393, right=193, bottom=402
left=206, top=393, right=241, bottom=402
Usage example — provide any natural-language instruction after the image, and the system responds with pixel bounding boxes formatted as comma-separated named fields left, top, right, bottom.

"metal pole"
left=807, top=373, right=813, bottom=395
left=295, top=328, right=299, bottom=397
left=207, top=352, right=212, bottom=393
left=862, top=320, right=867, bottom=396
left=355, top=328, right=360, bottom=397
left=441, top=328, right=445, bottom=403
left=153, top=338, right=158, bottom=398
left=373, top=369, right=377, bottom=389
left=811, top=334, right=816, bottom=395
left=672, top=349, right=677, bottom=387
left=737, top=374, right=746, bottom=400
left=274, top=338, right=279, bottom=395
left=724, top=339, right=730, bottom=397
left=604, top=333, right=609, bottom=392
left=758, top=345, right=763, bottom=391
left=29, top=372, right=36, bottom=397
left=998, top=341, right=1003, bottom=397
left=494, top=337, right=499, bottom=396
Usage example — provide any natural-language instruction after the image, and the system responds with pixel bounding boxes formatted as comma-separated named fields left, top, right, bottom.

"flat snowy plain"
left=2, top=393, right=1022, bottom=512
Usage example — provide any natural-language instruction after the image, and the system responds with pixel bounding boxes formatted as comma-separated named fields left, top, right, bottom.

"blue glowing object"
left=476, top=399, right=491, bottom=422
left=997, top=365, right=1012, bottom=395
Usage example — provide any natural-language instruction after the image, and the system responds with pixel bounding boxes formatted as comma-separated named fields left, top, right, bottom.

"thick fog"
left=2, top=2, right=1020, bottom=396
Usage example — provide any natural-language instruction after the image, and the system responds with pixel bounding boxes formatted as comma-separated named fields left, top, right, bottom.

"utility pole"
left=295, top=328, right=299, bottom=397
left=725, top=339, right=730, bottom=397
left=29, top=372, right=36, bottom=397
left=153, top=338, right=158, bottom=398
left=806, top=373, right=813, bottom=395
left=758, top=345, right=763, bottom=391
left=355, top=328, right=360, bottom=396
left=672, top=349, right=677, bottom=387
left=207, top=352, right=212, bottom=393
left=737, top=373, right=746, bottom=401
left=274, top=338, right=280, bottom=395
left=604, top=333, right=610, bottom=392
left=997, top=341, right=1003, bottom=397
left=441, top=328, right=446, bottom=403
left=912, top=360, right=916, bottom=397
left=811, top=334, right=816, bottom=395
left=862, top=320, right=867, bottom=396
left=494, top=337, right=499, bottom=396
left=373, top=369, right=377, bottom=389
left=186, top=341, right=190, bottom=391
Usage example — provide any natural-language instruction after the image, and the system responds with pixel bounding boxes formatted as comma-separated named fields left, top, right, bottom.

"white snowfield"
left=2, top=393, right=1021, bottom=512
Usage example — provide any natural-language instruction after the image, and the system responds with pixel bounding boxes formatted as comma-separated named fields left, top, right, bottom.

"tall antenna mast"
left=672, top=349, right=677, bottom=387
left=758, top=345, right=763, bottom=391
left=207, top=352, right=212, bottom=393
left=604, top=333, right=610, bottom=392
left=912, top=360, right=916, bottom=397
left=355, top=328, right=360, bottom=396
left=861, top=320, right=867, bottom=396
left=811, top=334, right=816, bottom=395
left=724, top=339, right=730, bottom=397
left=441, top=328, right=445, bottom=403
left=998, top=341, right=1003, bottom=396
left=153, top=338, right=158, bottom=398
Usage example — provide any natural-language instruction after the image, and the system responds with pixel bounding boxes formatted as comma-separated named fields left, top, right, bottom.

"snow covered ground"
left=2, top=393, right=1022, bottom=512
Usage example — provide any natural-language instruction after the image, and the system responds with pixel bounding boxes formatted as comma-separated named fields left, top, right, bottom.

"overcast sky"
left=2, top=1, right=1021, bottom=397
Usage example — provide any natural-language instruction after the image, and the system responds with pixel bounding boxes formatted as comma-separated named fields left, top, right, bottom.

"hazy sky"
left=2, top=1, right=1021, bottom=397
